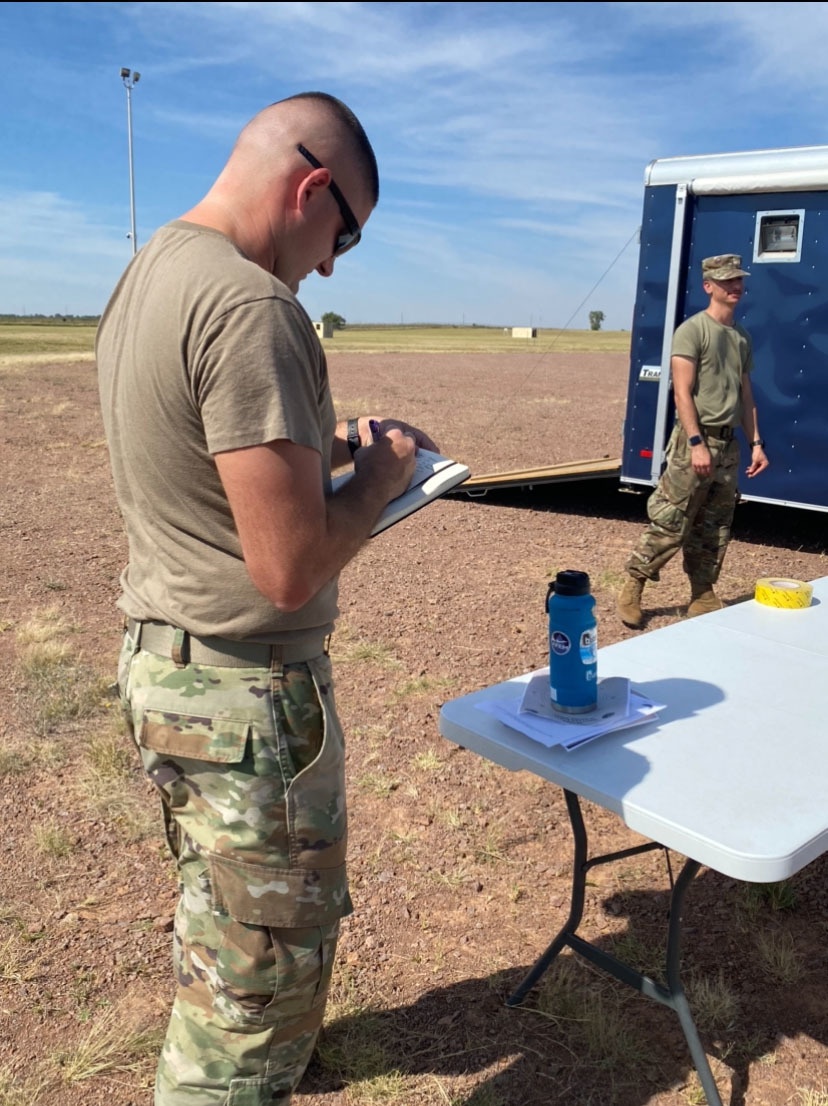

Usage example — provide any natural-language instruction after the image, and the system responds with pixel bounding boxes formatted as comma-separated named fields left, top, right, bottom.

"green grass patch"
left=0, top=323, right=97, bottom=361
left=739, top=879, right=799, bottom=927
left=0, top=321, right=629, bottom=366
left=321, top=325, right=629, bottom=354
left=393, top=674, right=453, bottom=699
left=353, top=770, right=401, bottom=798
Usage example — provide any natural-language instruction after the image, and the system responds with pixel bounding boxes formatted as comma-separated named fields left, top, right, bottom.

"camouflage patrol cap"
left=702, top=254, right=750, bottom=281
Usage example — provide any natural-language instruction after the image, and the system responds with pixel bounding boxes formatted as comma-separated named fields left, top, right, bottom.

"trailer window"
left=753, top=210, right=804, bottom=263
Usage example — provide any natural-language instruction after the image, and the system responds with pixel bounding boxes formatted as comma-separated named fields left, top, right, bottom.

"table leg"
left=506, top=789, right=724, bottom=1106
left=507, top=789, right=661, bottom=1006
left=506, top=788, right=590, bottom=1006
left=665, top=858, right=725, bottom=1106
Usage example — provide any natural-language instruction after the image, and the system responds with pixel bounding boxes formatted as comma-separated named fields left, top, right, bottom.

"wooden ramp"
left=446, top=456, right=621, bottom=497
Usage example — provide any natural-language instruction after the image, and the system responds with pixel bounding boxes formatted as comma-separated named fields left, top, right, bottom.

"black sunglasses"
left=297, top=143, right=362, bottom=257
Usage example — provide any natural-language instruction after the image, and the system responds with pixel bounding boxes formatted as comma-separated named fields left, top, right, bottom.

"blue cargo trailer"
left=621, top=145, right=828, bottom=514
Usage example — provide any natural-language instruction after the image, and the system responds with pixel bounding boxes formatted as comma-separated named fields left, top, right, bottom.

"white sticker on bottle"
left=550, top=631, right=571, bottom=656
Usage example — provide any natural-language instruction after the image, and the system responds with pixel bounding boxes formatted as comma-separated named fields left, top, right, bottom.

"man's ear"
left=295, top=167, right=331, bottom=214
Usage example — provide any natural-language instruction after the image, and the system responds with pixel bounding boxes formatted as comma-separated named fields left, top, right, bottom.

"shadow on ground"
left=449, top=478, right=828, bottom=557
left=301, top=856, right=828, bottom=1106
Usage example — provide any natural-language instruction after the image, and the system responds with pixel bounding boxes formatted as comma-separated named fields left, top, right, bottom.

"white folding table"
left=439, top=576, right=828, bottom=1106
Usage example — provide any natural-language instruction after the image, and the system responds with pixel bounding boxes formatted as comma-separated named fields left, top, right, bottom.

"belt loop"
left=171, top=627, right=189, bottom=668
left=124, top=617, right=143, bottom=652
left=270, top=645, right=285, bottom=683
left=122, top=614, right=142, bottom=654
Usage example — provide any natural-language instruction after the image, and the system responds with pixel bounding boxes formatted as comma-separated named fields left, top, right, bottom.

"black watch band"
left=688, top=434, right=704, bottom=447
left=346, top=418, right=361, bottom=457
left=750, top=438, right=765, bottom=448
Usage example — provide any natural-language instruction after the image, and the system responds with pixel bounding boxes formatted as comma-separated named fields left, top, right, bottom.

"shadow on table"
left=301, top=857, right=828, bottom=1106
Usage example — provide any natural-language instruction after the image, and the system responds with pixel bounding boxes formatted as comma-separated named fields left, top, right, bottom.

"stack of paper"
left=475, top=673, right=663, bottom=751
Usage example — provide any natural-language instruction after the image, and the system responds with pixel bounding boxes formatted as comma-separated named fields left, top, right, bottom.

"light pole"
left=120, top=67, right=141, bottom=256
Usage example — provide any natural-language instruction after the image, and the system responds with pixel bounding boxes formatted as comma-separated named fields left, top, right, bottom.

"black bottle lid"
left=553, top=569, right=590, bottom=596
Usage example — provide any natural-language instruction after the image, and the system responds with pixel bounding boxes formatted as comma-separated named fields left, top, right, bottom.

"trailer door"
left=681, top=190, right=828, bottom=511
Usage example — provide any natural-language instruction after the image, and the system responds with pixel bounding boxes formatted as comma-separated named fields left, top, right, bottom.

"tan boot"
left=686, top=585, right=724, bottom=618
left=618, top=576, right=645, bottom=628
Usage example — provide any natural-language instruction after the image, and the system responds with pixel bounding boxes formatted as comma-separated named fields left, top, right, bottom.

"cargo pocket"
left=210, top=851, right=347, bottom=929
left=139, top=710, right=251, bottom=762
left=208, top=851, right=340, bottom=1027
left=137, top=711, right=253, bottom=856
left=648, top=458, right=697, bottom=534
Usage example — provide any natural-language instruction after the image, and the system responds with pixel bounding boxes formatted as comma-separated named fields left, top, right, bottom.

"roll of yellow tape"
left=754, top=578, right=813, bottom=609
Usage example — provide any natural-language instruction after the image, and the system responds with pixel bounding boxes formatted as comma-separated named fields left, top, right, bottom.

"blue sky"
left=3, top=1, right=828, bottom=328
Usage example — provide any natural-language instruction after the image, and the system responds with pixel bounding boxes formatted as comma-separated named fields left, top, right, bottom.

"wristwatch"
left=750, top=438, right=765, bottom=448
left=346, top=417, right=361, bottom=457
left=688, top=434, right=704, bottom=447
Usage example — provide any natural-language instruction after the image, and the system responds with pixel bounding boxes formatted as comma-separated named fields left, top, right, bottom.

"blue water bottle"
left=547, top=569, right=597, bottom=713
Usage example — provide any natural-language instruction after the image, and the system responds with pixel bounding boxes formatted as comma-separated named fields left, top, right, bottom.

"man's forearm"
left=740, top=375, right=760, bottom=442
left=674, top=392, right=702, bottom=438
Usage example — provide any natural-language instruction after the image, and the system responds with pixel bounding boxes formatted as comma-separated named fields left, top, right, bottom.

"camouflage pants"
left=118, top=625, right=350, bottom=1105
left=627, top=427, right=740, bottom=587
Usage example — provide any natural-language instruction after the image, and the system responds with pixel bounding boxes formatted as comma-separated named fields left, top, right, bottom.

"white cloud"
left=0, top=190, right=129, bottom=314
left=5, top=1, right=828, bottom=321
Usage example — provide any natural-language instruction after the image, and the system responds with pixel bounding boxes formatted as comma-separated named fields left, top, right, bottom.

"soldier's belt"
left=126, top=618, right=329, bottom=668
left=700, top=425, right=735, bottom=441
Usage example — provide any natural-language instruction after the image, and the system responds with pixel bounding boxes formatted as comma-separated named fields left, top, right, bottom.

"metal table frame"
left=507, top=789, right=721, bottom=1105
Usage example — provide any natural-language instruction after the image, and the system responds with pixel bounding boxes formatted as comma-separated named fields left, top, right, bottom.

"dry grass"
left=52, top=1011, right=162, bottom=1084
left=14, top=607, right=110, bottom=737
left=77, top=719, right=158, bottom=842
left=756, top=928, right=805, bottom=984
left=797, top=1088, right=828, bottom=1106
left=532, top=956, right=646, bottom=1076
left=0, top=1066, right=56, bottom=1106
left=687, top=969, right=739, bottom=1034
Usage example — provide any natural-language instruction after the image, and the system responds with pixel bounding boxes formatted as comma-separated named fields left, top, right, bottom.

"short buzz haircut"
left=281, top=91, right=379, bottom=206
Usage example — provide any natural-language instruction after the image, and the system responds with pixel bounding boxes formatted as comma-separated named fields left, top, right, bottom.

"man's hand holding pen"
left=353, top=421, right=416, bottom=501
left=365, top=418, right=439, bottom=453
left=353, top=417, right=431, bottom=496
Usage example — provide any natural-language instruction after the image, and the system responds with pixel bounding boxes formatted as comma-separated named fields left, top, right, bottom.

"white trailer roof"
left=646, top=145, right=828, bottom=194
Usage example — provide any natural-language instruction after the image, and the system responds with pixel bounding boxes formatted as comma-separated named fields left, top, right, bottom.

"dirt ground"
left=1, top=350, right=827, bottom=1106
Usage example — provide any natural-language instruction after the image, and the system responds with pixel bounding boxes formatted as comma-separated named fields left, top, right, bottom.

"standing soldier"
left=97, top=92, right=437, bottom=1105
left=618, top=253, right=770, bottom=628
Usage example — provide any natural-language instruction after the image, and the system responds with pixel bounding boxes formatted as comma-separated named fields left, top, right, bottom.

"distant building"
left=511, top=326, right=537, bottom=339
left=314, top=319, right=334, bottom=339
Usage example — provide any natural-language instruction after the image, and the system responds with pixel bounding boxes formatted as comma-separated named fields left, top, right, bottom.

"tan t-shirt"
left=96, top=221, right=337, bottom=642
left=671, top=310, right=754, bottom=427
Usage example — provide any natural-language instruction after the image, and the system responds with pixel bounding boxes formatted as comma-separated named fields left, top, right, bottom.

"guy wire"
left=480, top=225, right=640, bottom=437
